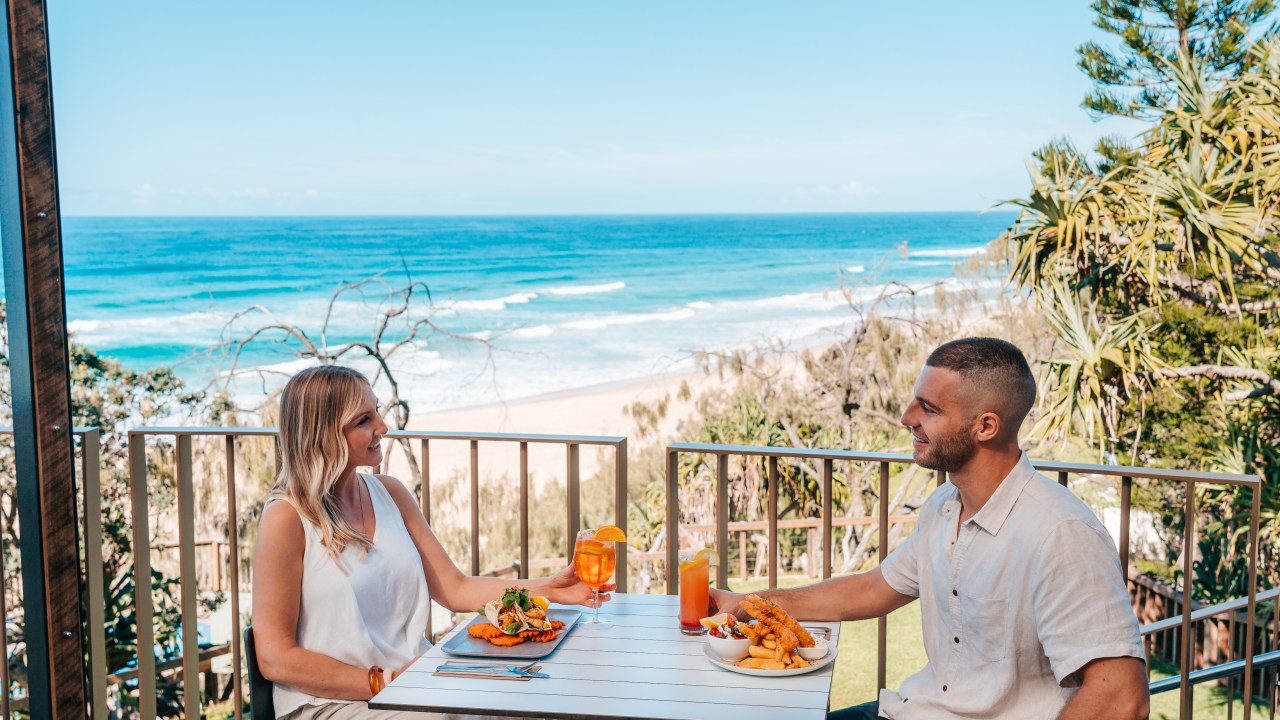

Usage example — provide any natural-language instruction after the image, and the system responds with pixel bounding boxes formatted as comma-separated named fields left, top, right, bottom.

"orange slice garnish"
left=594, top=525, right=627, bottom=542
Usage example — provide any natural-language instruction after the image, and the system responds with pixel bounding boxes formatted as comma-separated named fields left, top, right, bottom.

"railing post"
left=614, top=440, right=628, bottom=592
left=420, top=439, right=431, bottom=524
left=566, top=444, right=581, bottom=564
left=469, top=440, right=480, bottom=576
left=666, top=449, right=679, bottom=595
left=716, top=453, right=729, bottom=589
left=519, top=442, right=529, bottom=580
left=225, top=435, right=244, bottom=720
left=1120, top=476, right=1131, bottom=581
left=768, top=456, right=778, bottom=589
left=82, top=429, right=108, bottom=720
left=420, top=437, right=433, bottom=634
left=128, top=433, right=157, bottom=720
left=1181, top=479, right=1196, bottom=720
left=1244, top=479, right=1262, bottom=720
left=176, top=435, right=200, bottom=719
left=821, top=459, right=832, bottom=581
left=878, top=460, right=890, bottom=693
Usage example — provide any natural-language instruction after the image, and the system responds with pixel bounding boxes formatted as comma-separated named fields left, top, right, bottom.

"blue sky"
left=50, top=1, right=1140, bottom=216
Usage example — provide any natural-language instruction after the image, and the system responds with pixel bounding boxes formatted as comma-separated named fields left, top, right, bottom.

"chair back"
left=244, top=625, right=275, bottom=718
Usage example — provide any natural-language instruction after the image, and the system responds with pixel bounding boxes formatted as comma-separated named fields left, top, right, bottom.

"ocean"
left=51, top=213, right=1015, bottom=411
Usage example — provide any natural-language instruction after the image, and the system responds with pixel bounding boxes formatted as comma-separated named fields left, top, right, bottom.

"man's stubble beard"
left=915, top=425, right=978, bottom=473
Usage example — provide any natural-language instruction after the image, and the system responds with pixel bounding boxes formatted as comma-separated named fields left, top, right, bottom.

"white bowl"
left=797, top=637, right=829, bottom=661
left=707, top=634, right=751, bottom=662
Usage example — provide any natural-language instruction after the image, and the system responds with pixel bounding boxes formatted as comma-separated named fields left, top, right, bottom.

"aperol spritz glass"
left=574, top=529, right=616, bottom=629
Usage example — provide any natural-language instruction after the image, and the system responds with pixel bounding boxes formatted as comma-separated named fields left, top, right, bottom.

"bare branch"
left=1153, top=364, right=1280, bottom=398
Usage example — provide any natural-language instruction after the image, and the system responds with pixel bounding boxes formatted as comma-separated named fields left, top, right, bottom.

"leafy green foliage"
left=1007, top=8, right=1280, bottom=601
left=1078, top=0, right=1277, bottom=119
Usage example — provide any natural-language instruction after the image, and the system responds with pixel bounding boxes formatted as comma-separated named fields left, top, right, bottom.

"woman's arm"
left=250, top=501, right=385, bottom=700
left=376, top=474, right=609, bottom=612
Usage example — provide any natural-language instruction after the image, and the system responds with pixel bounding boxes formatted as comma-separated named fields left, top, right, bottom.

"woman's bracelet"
left=369, top=665, right=387, bottom=695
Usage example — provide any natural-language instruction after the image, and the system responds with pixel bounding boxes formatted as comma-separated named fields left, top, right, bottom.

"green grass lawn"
left=727, top=576, right=1266, bottom=718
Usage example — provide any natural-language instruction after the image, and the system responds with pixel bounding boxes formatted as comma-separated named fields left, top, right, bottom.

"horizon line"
left=63, top=208, right=1019, bottom=220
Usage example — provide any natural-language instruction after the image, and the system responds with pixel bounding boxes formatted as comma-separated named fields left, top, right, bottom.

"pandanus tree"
left=1003, top=7, right=1280, bottom=598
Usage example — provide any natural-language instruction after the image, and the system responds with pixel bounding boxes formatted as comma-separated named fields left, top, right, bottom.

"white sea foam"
left=562, top=307, right=697, bottom=330
left=713, top=291, right=847, bottom=313
left=909, top=246, right=986, bottom=258
left=544, top=281, right=626, bottom=296
left=513, top=324, right=555, bottom=338
left=845, top=265, right=865, bottom=273
left=443, top=292, right=539, bottom=313
left=68, top=311, right=233, bottom=346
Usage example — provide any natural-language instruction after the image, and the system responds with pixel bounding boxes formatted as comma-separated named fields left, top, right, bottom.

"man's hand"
left=1058, top=656, right=1149, bottom=720
left=708, top=587, right=747, bottom=620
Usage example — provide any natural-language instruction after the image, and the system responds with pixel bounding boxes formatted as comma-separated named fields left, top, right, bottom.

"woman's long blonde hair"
left=272, top=365, right=376, bottom=559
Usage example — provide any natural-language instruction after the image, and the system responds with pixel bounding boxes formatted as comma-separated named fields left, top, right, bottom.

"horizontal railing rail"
left=665, top=442, right=1263, bottom=720
left=1150, top=650, right=1280, bottom=695
left=123, top=425, right=627, bottom=720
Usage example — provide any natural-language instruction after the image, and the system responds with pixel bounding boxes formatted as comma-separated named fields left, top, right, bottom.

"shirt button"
left=952, top=589, right=958, bottom=596
left=953, top=636, right=959, bottom=643
left=942, top=685, right=948, bottom=692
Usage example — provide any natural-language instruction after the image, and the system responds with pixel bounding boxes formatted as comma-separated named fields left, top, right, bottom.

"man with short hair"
left=709, top=337, right=1149, bottom=719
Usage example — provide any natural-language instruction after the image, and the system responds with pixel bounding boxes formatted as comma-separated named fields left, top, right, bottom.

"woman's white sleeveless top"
left=273, top=473, right=432, bottom=718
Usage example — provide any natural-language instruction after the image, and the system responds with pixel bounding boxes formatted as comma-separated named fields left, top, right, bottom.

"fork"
left=439, top=661, right=538, bottom=672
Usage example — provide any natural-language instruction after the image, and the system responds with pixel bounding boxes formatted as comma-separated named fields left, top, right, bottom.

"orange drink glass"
left=574, top=529, right=616, bottom=628
left=678, top=550, right=712, bottom=635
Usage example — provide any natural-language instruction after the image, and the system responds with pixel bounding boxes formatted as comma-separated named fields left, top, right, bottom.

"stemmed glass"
left=573, top=529, right=616, bottom=630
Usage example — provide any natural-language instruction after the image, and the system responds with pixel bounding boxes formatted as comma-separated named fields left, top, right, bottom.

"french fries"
left=735, top=629, right=813, bottom=670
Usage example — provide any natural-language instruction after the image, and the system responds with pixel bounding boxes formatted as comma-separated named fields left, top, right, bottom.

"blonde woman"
left=252, top=365, right=609, bottom=719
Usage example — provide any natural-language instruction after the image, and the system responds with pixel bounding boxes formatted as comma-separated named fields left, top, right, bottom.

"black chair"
left=244, top=625, right=275, bottom=718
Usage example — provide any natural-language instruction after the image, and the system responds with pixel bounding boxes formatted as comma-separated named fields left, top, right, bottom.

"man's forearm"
left=1058, top=657, right=1150, bottom=720
left=758, top=569, right=913, bottom=622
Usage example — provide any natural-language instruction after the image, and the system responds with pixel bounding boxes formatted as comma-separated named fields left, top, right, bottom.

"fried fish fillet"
left=744, top=593, right=815, bottom=648
left=740, top=595, right=799, bottom=652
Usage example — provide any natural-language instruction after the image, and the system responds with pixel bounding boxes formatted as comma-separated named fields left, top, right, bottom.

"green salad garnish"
left=501, top=587, right=532, bottom=610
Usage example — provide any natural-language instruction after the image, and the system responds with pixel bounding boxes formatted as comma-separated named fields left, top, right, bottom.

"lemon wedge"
left=594, top=525, right=627, bottom=542
left=531, top=595, right=550, bottom=610
left=700, top=612, right=731, bottom=630
left=694, top=548, right=718, bottom=564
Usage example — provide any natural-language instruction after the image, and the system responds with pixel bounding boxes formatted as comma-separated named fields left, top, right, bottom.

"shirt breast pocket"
left=959, top=595, right=1009, bottom=663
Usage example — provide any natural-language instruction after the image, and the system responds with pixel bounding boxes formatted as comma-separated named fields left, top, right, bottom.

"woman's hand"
left=541, top=563, right=615, bottom=607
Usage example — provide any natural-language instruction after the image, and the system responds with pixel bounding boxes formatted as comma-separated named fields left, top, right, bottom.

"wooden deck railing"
left=0, top=427, right=1267, bottom=720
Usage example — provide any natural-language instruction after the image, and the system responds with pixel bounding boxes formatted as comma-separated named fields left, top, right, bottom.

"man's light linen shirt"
left=877, top=453, right=1144, bottom=719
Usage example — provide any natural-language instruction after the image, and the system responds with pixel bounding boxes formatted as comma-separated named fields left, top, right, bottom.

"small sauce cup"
left=797, top=636, right=829, bottom=661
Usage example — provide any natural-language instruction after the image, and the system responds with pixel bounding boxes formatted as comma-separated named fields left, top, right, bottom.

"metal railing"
left=0, top=426, right=1266, bottom=720
left=123, top=426, right=626, bottom=720
left=665, top=442, right=1264, bottom=720
left=1143, top=586, right=1280, bottom=719
left=0, top=427, right=105, bottom=720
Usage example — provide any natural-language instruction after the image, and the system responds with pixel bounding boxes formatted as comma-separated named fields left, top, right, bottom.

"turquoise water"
left=53, top=212, right=1013, bottom=408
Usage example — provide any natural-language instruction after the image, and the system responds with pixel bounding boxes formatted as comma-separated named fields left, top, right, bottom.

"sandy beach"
left=390, top=367, right=723, bottom=486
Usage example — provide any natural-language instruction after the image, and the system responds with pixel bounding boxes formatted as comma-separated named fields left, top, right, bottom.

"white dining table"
left=370, top=592, right=843, bottom=720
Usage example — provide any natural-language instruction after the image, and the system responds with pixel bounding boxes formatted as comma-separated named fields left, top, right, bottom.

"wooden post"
left=0, top=0, right=88, bottom=717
